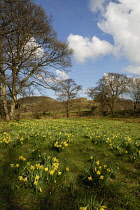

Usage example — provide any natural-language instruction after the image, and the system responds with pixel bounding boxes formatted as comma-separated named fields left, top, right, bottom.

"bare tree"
left=87, top=73, right=129, bottom=114
left=87, top=86, right=109, bottom=114
left=128, top=77, right=140, bottom=109
left=0, top=0, right=72, bottom=120
left=55, top=79, right=82, bottom=118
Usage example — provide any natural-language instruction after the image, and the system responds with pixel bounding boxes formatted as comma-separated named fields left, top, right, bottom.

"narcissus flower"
left=18, top=176, right=23, bottom=181
left=80, top=207, right=87, bottom=210
left=34, top=180, right=38, bottom=185
left=35, top=175, right=40, bottom=180
left=49, top=170, right=55, bottom=175
left=88, top=176, right=92, bottom=181
left=99, top=175, right=104, bottom=180
left=96, top=171, right=101, bottom=175
left=96, top=161, right=100, bottom=165
left=99, top=206, right=107, bottom=210
left=58, top=171, right=62, bottom=175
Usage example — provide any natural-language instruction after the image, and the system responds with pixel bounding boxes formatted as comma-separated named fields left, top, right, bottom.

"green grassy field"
left=0, top=118, right=140, bottom=210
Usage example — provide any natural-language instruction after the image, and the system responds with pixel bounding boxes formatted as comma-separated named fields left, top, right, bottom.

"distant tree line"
left=87, top=73, right=140, bottom=115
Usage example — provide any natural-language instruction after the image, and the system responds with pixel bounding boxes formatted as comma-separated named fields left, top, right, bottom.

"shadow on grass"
left=0, top=161, right=16, bottom=209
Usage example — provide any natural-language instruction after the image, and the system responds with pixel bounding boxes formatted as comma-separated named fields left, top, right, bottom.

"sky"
left=33, top=0, right=140, bottom=98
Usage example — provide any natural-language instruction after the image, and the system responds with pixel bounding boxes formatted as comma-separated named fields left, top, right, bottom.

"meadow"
left=0, top=118, right=140, bottom=210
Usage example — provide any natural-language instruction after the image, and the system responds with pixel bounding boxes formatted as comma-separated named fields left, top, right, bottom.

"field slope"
left=0, top=119, right=140, bottom=210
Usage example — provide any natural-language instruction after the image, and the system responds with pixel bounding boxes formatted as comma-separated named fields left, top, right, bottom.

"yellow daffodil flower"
left=96, top=161, right=100, bottom=165
left=34, top=180, right=38, bottom=185
left=49, top=170, right=55, bottom=175
left=18, top=176, right=23, bottom=181
left=88, top=176, right=92, bottom=181
left=80, top=207, right=87, bottom=210
left=96, top=171, right=101, bottom=175
left=99, top=175, right=104, bottom=180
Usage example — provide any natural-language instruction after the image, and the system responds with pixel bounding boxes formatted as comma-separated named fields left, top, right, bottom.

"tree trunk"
left=108, top=99, right=115, bottom=115
left=10, top=101, right=15, bottom=120
left=134, top=101, right=137, bottom=110
left=9, top=94, right=17, bottom=120
left=0, top=34, right=10, bottom=121
left=66, top=100, right=70, bottom=118
left=1, top=79, right=10, bottom=121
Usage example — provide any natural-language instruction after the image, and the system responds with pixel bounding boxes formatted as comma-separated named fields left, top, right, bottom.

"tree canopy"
left=0, top=0, right=72, bottom=120
left=55, top=79, right=82, bottom=117
left=87, top=73, right=129, bottom=114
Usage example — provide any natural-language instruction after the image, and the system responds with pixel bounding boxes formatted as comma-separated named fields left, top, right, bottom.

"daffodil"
left=18, top=176, right=23, bottom=181
left=49, top=170, right=55, bottom=175
left=80, top=207, right=87, bottom=210
left=58, top=171, right=62, bottom=175
left=99, top=206, right=107, bottom=210
left=88, top=176, right=92, bottom=181
left=44, top=167, right=48, bottom=171
left=53, top=157, right=59, bottom=162
left=30, top=165, right=35, bottom=170
left=96, top=161, right=100, bottom=165
left=19, top=156, right=26, bottom=161
left=23, top=177, right=28, bottom=182
left=99, top=175, right=104, bottom=180
left=34, top=180, right=38, bottom=185
left=96, top=171, right=101, bottom=175
left=53, top=163, right=59, bottom=168
left=35, top=175, right=40, bottom=180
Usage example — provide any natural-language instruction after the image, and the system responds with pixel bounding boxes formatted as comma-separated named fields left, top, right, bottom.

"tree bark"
left=1, top=75, right=10, bottom=121
left=66, top=100, right=70, bottom=118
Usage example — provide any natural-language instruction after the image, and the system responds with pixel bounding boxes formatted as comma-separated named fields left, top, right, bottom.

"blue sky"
left=33, top=0, right=140, bottom=98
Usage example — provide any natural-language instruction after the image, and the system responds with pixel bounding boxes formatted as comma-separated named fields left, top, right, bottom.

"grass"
left=0, top=118, right=140, bottom=210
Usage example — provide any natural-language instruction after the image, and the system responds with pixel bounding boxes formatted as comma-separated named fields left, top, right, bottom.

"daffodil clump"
left=52, top=132, right=73, bottom=152
left=83, top=159, right=112, bottom=187
left=79, top=206, right=107, bottom=210
left=77, top=195, right=107, bottom=210
left=0, top=132, right=12, bottom=145
left=90, top=130, right=140, bottom=160
left=107, top=136, right=140, bottom=160
left=53, top=139, right=69, bottom=152
left=10, top=153, right=64, bottom=193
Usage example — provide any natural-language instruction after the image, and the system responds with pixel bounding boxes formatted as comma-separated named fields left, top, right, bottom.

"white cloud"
left=45, top=70, right=69, bottom=84
left=123, top=65, right=140, bottom=75
left=89, top=0, right=106, bottom=13
left=98, top=0, right=140, bottom=61
left=96, top=0, right=140, bottom=73
left=24, top=37, right=44, bottom=58
left=68, top=0, right=140, bottom=75
left=56, top=70, right=69, bottom=80
left=67, top=34, right=112, bottom=63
